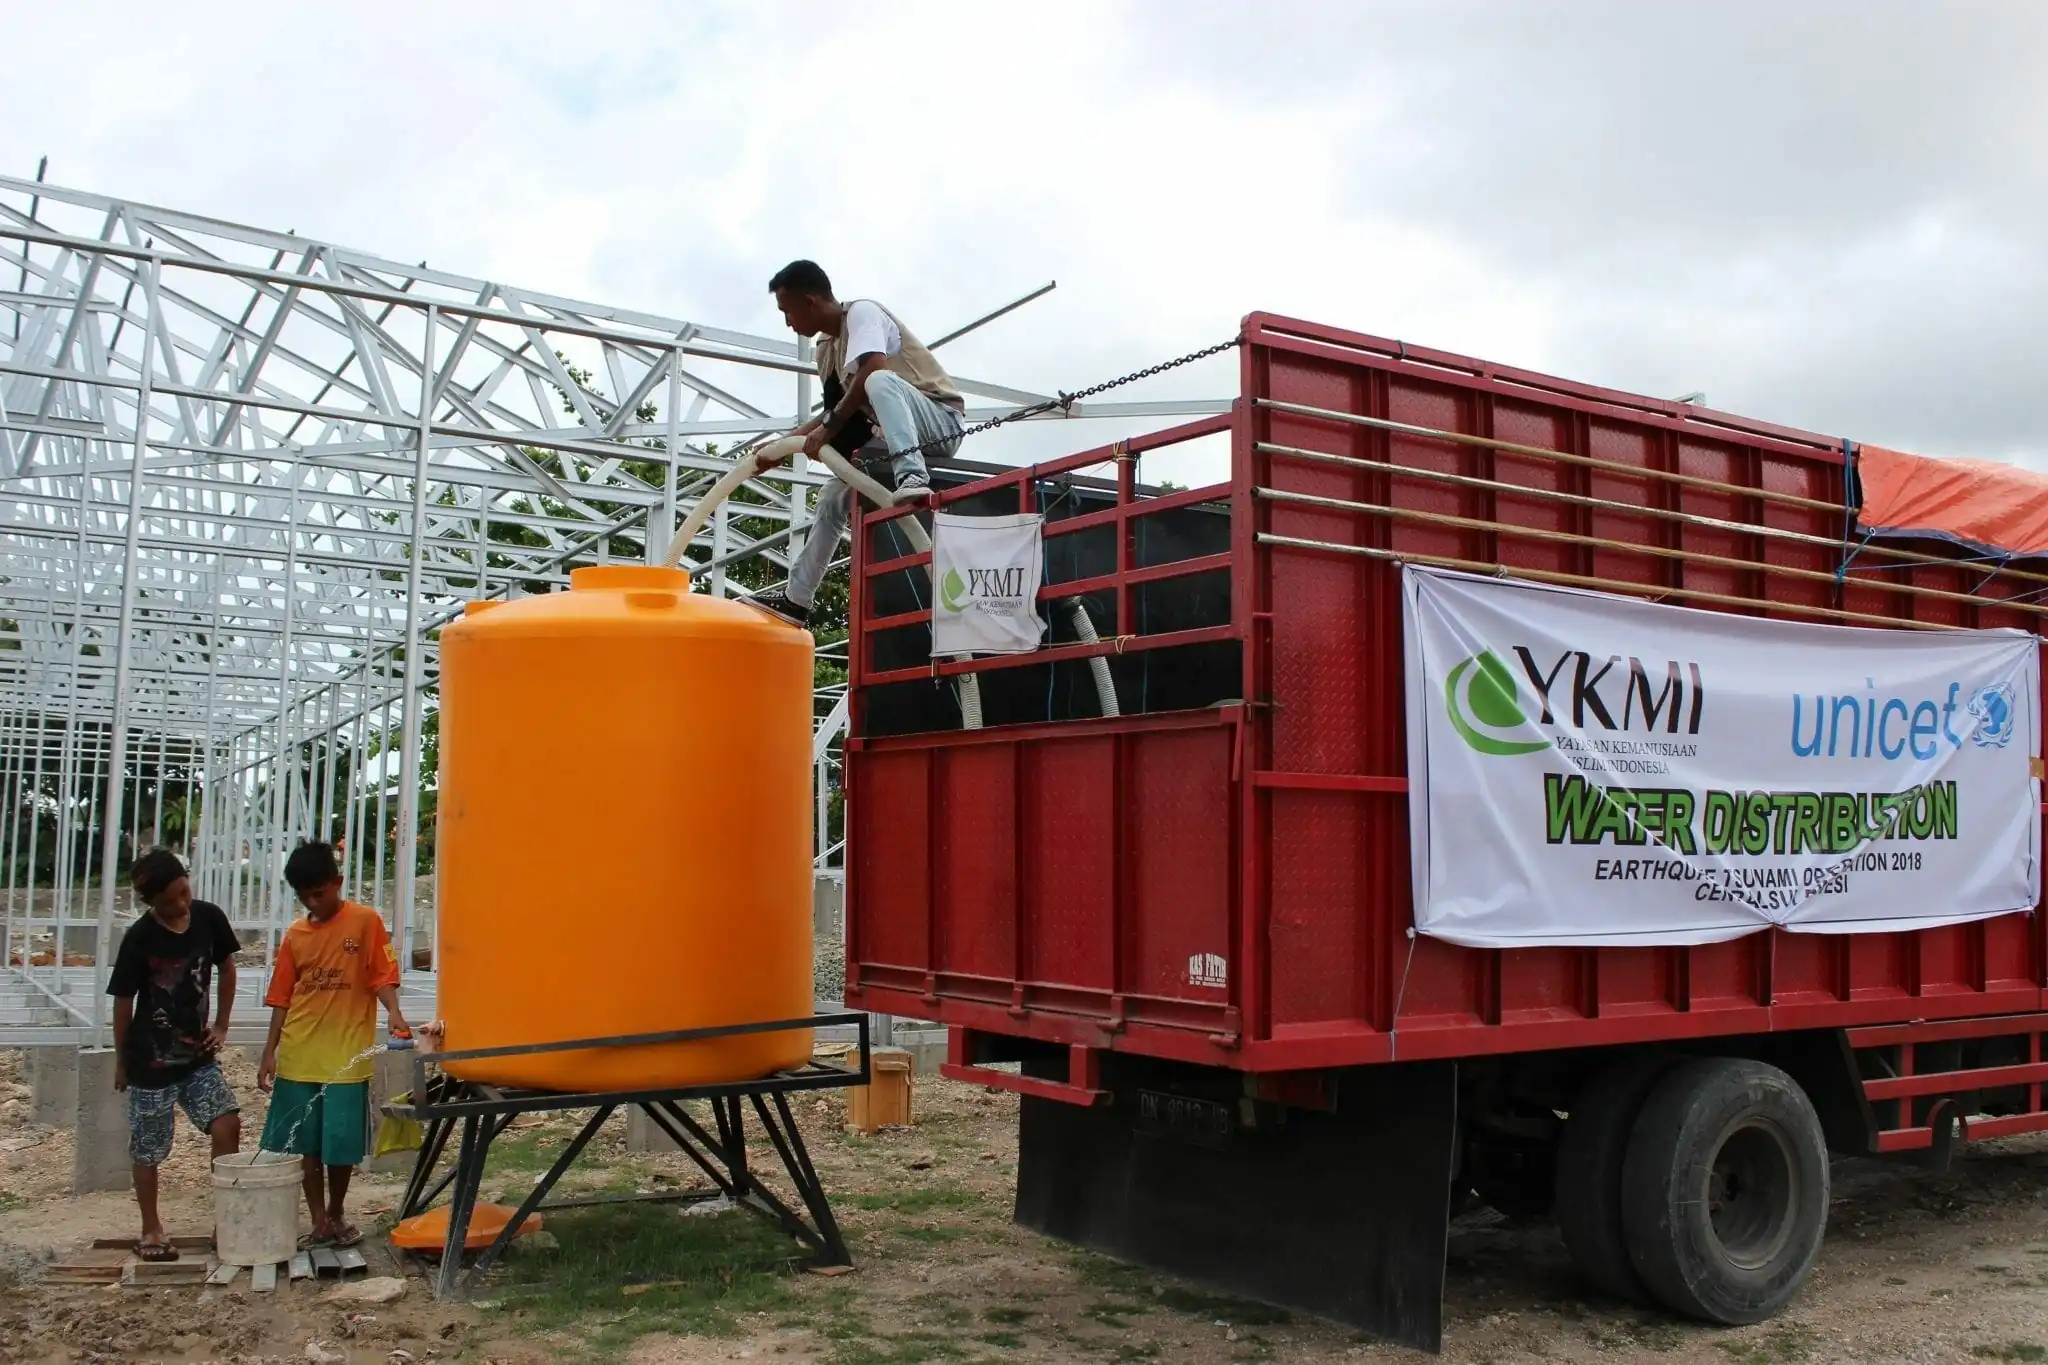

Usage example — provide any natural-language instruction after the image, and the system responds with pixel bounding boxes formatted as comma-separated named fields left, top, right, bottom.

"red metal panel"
left=1266, top=790, right=1367, bottom=1026
left=1263, top=361, right=1375, bottom=777
left=1126, top=727, right=1235, bottom=1004
left=853, top=749, right=930, bottom=971
left=843, top=309, right=2048, bottom=1074
left=1021, top=736, right=1117, bottom=992
left=933, top=744, right=1016, bottom=983
left=1771, top=931, right=1842, bottom=1006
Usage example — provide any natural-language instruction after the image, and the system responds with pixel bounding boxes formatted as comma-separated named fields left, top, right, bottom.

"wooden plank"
left=251, top=1262, right=278, bottom=1294
left=122, top=1257, right=214, bottom=1287
left=92, top=1235, right=211, bottom=1251
left=43, top=1266, right=124, bottom=1285
left=207, top=1262, right=242, bottom=1287
left=288, top=1252, right=314, bottom=1281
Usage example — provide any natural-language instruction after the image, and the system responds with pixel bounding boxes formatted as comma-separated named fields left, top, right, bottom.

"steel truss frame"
left=0, top=174, right=1226, bottom=1043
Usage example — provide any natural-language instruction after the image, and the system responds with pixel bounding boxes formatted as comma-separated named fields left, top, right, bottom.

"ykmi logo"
left=939, top=565, right=1030, bottom=614
left=1447, top=647, right=1706, bottom=757
left=1186, top=952, right=1227, bottom=989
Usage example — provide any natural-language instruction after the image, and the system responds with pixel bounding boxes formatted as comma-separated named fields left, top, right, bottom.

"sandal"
left=297, top=1230, right=333, bottom=1251
left=329, top=1224, right=363, bottom=1249
left=135, top=1239, right=180, bottom=1263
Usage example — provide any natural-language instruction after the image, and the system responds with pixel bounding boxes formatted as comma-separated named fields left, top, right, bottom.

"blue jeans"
left=789, top=371, right=964, bottom=608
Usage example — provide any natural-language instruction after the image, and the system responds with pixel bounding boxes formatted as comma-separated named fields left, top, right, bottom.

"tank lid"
left=569, top=565, right=693, bottom=592
left=462, top=600, right=503, bottom=616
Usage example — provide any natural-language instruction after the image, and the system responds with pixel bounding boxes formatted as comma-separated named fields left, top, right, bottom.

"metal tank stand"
left=385, top=1012, right=870, bottom=1302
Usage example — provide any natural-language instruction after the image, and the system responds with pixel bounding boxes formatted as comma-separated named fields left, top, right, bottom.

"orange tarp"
left=1856, top=444, right=2048, bottom=559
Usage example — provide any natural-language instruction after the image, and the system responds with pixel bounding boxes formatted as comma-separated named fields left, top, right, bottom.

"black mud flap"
left=1015, top=1059, right=1457, bottom=1353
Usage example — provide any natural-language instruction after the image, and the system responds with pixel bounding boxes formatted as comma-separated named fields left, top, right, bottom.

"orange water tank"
left=434, top=564, right=814, bottom=1091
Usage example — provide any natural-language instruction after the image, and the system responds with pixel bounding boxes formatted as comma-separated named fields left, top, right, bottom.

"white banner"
left=1402, top=566, right=2041, bottom=948
left=931, top=511, right=1047, bottom=657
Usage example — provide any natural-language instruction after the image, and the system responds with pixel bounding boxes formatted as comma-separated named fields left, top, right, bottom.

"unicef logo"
left=1967, top=682, right=2017, bottom=749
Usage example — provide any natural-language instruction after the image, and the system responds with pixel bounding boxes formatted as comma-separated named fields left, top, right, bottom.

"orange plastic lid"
left=389, top=1203, right=543, bottom=1251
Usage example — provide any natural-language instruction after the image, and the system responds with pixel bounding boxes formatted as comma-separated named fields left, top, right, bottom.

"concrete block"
left=898, top=1034, right=947, bottom=1077
left=623, top=1104, right=681, bottom=1154
left=72, top=1048, right=130, bottom=1195
left=29, top=1045, right=79, bottom=1128
left=812, top=876, right=844, bottom=937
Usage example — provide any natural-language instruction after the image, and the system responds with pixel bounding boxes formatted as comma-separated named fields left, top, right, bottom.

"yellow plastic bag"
left=373, top=1094, right=424, bottom=1159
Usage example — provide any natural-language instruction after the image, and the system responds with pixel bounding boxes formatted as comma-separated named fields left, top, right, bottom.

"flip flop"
left=330, top=1224, right=363, bottom=1249
left=135, top=1239, right=180, bottom=1263
left=297, top=1230, right=333, bottom=1251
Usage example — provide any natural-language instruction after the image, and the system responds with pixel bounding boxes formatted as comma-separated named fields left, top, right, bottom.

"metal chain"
left=898, top=333, right=1242, bottom=463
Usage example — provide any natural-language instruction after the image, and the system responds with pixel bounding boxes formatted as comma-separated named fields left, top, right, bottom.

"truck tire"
left=1554, top=1055, right=1671, bottom=1304
left=1621, top=1057, right=1829, bottom=1325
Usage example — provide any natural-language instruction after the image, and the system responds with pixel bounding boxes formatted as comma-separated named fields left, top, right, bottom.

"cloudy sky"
left=3, top=0, right=2042, bottom=470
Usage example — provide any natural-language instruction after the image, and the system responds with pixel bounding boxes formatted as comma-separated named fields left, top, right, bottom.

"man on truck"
left=749, top=260, right=967, bottom=627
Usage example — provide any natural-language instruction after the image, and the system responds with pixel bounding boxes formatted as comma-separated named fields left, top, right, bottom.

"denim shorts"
left=128, top=1062, right=238, bottom=1167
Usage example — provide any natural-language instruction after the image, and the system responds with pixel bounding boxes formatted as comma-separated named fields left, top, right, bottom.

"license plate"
left=1135, top=1089, right=1234, bottom=1148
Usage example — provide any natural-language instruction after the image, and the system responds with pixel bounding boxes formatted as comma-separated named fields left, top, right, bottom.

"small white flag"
left=931, top=511, right=1047, bottom=656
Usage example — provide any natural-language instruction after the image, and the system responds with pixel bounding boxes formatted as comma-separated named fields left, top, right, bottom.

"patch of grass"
left=1088, top=1299, right=1153, bottom=1321
left=1974, top=1346, right=2048, bottom=1363
left=1067, top=1251, right=1152, bottom=1293
left=1883, top=1276, right=1909, bottom=1286
left=824, top=1336, right=968, bottom=1365
left=889, top=1223, right=971, bottom=1244
left=597, top=1164, right=659, bottom=1194
left=0, top=1191, right=26, bottom=1212
left=1718, top=1325, right=1818, bottom=1364
left=489, top=1202, right=800, bottom=1354
left=978, top=1332, right=1025, bottom=1351
left=1585, top=1316, right=1686, bottom=1353
left=1978, top=1263, right=2015, bottom=1276
left=845, top=1183, right=986, bottom=1215
left=1154, top=1285, right=1291, bottom=1326
left=984, top=1306, right=1033, bottom=1326
left=482, top=1128, right=563, bottom=1175
left=796, top=1288, right=975, bottom=1365
left=905, top=1293, right=972, bottom=1329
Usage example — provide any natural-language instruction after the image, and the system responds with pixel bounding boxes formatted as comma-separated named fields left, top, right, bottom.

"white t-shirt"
left=841, top=299, right=901, bottom=366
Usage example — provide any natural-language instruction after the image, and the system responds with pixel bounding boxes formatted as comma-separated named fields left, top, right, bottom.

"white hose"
left=661, top=435, right=803, bottom=569
left=1066, top=601, right=1121, bottom=718
left=662, top=436, right=980, bottom=728
left=812, top=447, right=930, bottom=553
left=807, top=448, right=985, bottom=728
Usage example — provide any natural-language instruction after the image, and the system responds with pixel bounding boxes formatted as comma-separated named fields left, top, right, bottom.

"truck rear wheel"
left=1554, top=1055, right=1672, bottom=1304
left=1621, top=1058, right=1829, bottom=1325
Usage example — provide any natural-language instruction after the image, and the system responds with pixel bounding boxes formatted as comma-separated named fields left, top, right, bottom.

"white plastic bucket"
left=212, top=1152, right=301, bottom=1267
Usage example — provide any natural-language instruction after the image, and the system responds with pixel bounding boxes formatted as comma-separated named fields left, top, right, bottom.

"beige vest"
left=817, top=299, right=965, bottom=413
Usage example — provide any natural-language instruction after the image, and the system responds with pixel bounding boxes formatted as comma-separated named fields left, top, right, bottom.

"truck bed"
left=842, top=312, right=2048, bottom=1074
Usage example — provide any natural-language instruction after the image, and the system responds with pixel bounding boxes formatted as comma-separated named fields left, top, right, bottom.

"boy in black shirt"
left=106, top=849, right=243, bottom=1261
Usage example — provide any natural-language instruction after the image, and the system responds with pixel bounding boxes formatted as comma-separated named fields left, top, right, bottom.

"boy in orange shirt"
left=257, top=842, right=412, bottom=1248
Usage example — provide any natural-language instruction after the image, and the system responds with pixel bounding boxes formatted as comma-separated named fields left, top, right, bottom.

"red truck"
left=839, top=312, right=2048, bottom=1351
